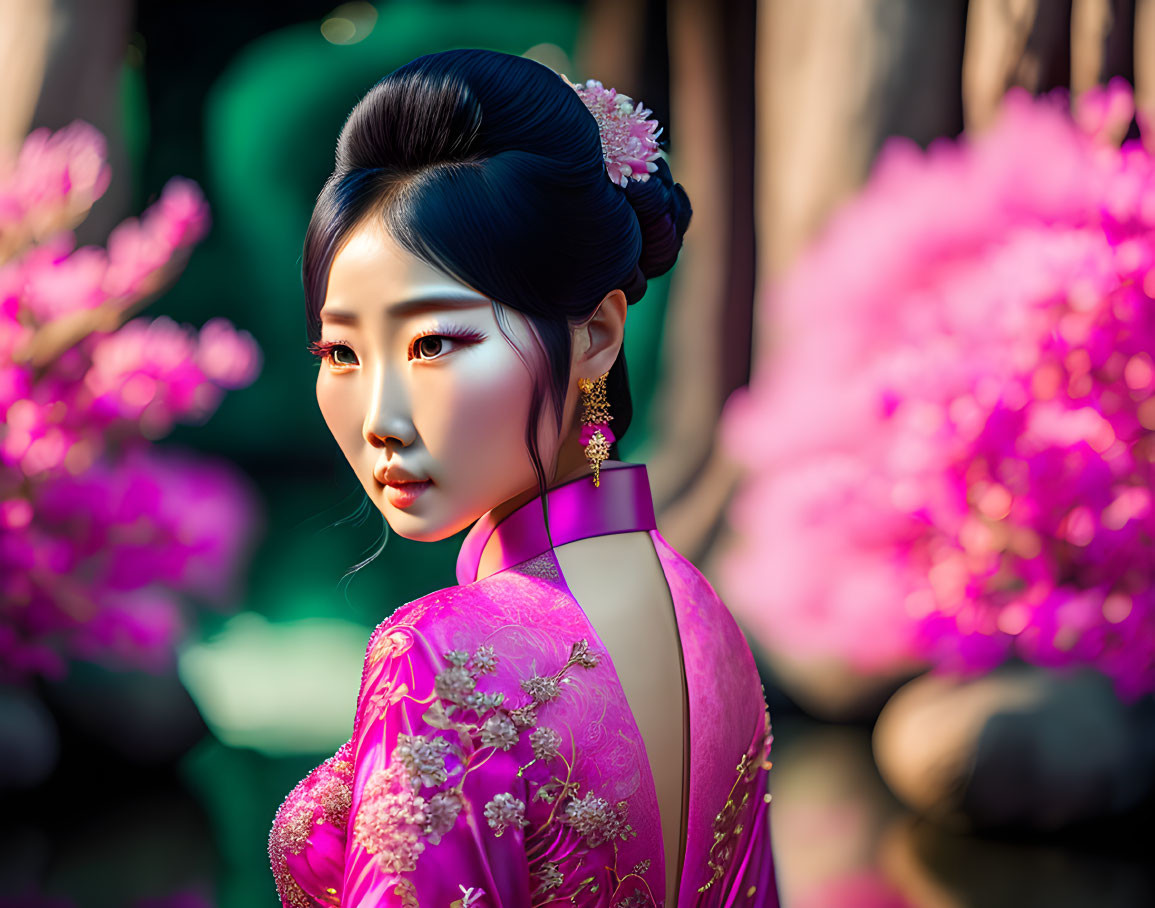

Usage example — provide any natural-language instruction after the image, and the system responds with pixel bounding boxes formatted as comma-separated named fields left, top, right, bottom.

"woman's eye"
left=416, top=335, right=444, bottom=358
left=329, top=345, right=357, bottom=366
left=411, top=333, right=476, bottom=360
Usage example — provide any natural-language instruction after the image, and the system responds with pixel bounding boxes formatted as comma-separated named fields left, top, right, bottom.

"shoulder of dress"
left=650, top=530, right=743, bottom=623
left=361, top=567, right=568, bottom=671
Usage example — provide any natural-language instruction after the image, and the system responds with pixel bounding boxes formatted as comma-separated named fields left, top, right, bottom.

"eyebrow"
left=319, top=292, right=491, bottom=325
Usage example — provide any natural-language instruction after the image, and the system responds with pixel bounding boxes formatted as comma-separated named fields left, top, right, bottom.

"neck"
left=479, top=415, right=615, bottom=544
left=476, top=456, right=627, bottom=580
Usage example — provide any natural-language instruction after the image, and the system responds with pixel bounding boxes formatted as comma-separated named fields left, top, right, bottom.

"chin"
left=379, top=504, right=474, bottom=543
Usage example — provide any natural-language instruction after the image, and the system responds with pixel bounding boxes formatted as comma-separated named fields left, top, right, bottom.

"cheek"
left=411, top=346, right=538, bottom=477
left=316, top=372, right=362, bottom=451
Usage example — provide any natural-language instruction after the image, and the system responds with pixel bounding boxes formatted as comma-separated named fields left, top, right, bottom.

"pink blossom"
left=20, top=240, right=109, bottom=320
left=722, top=81, right=1155, bottom=699
left=103, top=179, right=210, bottom=298
left=76, top=587, right=186, bottom=672
left=1075, top=77, right=1135, bottom=144
left=2, top=443, right=260, bottom=681
left=195, top=317, right=262, bottom=389
left=149, top=176, right=211, bottom=247
left=571, top=79, right=662, bottom=187
left=84, top=316, right=206, bottom=423
left=0, top=121, right=260, bottom=683
left=0, top=121, right=111, bottom=238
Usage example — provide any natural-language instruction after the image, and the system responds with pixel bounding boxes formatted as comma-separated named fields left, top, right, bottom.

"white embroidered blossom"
left=471, top=644, right=499, bottom=674
left=434, top=664, right=476, bottom=704
left=560, top=791, right=635, bottom=846
left=393, top=734, right=450, bottom=789
left=444, top=649, right=470, bottom=667
left=352, top=763, right=428, bottom=873
left=480, top=713, right=519, bottom=751
left=529, top=725, right=562, bottom=762
left=422, top=789, right=464, bottom=844
left=458, top=885, right=487, bottom=907
left=462, top=689, right=505, bottom=713
left=483, top=792, right=528, bottom=837
left=520, top=674, right=560, bottom=703
left=509, top=704, right=538, bottom=728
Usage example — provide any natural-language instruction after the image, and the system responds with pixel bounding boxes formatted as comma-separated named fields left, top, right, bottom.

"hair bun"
left=623, top=156, right=692, bottom=281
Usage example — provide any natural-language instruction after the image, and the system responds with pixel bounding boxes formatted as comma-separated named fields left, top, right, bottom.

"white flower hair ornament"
left=570, top=78, right=663, bottom=187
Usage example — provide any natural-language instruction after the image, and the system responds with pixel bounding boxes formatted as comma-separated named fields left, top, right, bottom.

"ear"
left=573, top=288, right=627, bottom=380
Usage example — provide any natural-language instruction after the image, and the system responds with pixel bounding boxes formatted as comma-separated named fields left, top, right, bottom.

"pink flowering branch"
left=721, top=78, right=1155, bottom=701
left=0, top=121, right=112, bottom=265
left=0, top=120, right=262, bottom=683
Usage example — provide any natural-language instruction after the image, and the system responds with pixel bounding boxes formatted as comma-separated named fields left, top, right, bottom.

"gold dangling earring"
left=577, top=371, right=614, bottom=487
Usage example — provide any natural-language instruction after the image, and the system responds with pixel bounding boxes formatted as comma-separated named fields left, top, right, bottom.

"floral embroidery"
left=616, top=888, right=650, bottom=908
left=529, top=725, right=562, bottom=761
left=631, top=858, right=651, bottom=875
left=532, top=776, right=582, bottom=805
left=560, top=791, right=637, bottom=846
left=472, top=643, right=499, bottom=674
left=435, top=664, right=477, bottom=704
left=424, top=790, right=465, bottom=844
left=445, top=649, right=471, bottom=666
left=343, top=633, right=628, bottom=896
left=314, top=767, right=353, bottom=812
left=368, top=629, right=413, bottom=668
left=463, top=689, right=506, bottom=713
left=480, top=712, right=520, bottom=750
left=275, top=804, right=316, bottom=858
left=532, top=860, right=565, bottom=894
left=569, top=638, right=601, bottom=668
left=395, top=733, right=451, bottom=789
left=509, top=704, right=538, bottom=728
left=353, top=761, right=429, bottom=874
left=697, top=701, right=775, bottom=893
left=453, top=885, right=487, bottom=907
left=393, top=878, right=419, bottom=908
left=520, top=674, right=560, bottom=702
left=516, top=638, right=601, bottom=710
left=483, top=791, right=528, bottom=836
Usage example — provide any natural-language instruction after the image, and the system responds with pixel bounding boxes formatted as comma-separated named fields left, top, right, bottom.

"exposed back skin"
left=555, top=529, right=689, bottom=901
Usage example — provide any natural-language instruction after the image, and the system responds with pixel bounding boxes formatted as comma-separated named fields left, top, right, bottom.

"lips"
left=374, top=462, right=428, bottom=486
left=375, top=462, right=432, bottom=509
left=383, top=474, right=427, bottom=487
left=382, top=477, right=431, bottom=509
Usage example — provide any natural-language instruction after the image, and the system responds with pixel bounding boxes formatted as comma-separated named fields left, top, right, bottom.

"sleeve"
left=269, top=738, right=355, bottom=908
left=340, top=624, right=534, bottom=908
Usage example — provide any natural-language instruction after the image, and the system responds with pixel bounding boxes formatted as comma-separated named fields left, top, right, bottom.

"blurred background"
left=3, top=0, right=1155, bottom=906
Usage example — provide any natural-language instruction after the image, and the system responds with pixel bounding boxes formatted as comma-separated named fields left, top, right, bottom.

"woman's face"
left=314, top=217, right=564, bottom=541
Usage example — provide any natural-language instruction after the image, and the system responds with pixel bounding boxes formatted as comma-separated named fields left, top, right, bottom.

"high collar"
left=455, top=462, right=658, bottom=585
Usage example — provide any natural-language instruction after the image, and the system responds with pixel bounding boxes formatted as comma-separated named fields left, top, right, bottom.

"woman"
left=268, top=49, right=777, bottom=907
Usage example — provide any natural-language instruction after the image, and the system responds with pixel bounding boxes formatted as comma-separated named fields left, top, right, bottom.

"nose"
left=363, top=373, right=417, bottom=449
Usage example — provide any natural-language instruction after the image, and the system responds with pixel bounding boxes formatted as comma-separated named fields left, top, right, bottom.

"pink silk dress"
left=269, top=463, right=779, bottom=907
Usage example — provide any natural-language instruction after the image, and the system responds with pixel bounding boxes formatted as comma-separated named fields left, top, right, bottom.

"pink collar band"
left=455, top=462, right=657, bottom=585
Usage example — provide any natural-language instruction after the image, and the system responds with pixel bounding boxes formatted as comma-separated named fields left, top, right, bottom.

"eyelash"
left=305, top=323, right=485, bottom=368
